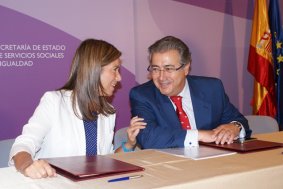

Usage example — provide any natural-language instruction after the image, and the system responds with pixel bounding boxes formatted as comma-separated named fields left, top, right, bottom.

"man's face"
left=150, top=50, right=190, bottom=96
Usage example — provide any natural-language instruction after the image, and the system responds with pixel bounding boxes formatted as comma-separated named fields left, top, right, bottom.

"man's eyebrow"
left=151, top=64, right=175, bottom=67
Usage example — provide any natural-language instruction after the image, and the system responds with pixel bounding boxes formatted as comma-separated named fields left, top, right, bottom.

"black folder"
left=199, top=139, right=283, bottom=153
left=43, top=155, right=144, bottom=181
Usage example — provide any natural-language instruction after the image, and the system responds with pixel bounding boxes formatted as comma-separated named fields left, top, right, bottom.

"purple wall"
left=134, top=0, right=255, bottom=116
left=0, top=0, right=265, bottom=140
left=0, top=1, right=136, bottom=140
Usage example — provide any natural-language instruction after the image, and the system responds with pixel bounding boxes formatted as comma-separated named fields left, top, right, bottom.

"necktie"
left=83, top=119, right=97, bottom=156
left=170, top=96, right=191, bottom=130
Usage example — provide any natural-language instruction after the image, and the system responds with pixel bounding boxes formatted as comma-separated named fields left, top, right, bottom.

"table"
left=1, top=132, right=283, bottom=189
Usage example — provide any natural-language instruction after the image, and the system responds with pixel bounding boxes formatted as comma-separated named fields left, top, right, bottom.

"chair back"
left=114, top=127, right=128, bottom=150
left=245, top=115, right=279, bottom=134
left=0, top=138, right=15, bottom=168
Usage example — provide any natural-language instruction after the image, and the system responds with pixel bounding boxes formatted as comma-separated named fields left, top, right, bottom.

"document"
left=157, top=146, right=236, bottom=160
left=199, top=139, right=283, bottom=153
left=42, top=155, right=144, bottom=181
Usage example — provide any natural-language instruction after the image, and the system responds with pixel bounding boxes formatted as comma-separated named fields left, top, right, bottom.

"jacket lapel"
left=155, top=89, right=182, bottom=129
left=188, top=77, right=211, bottom=129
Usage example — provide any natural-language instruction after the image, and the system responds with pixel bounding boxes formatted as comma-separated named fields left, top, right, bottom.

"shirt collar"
left=168, top=79, right=189, bottom=98
left=179, top=80, right=189, bottom=98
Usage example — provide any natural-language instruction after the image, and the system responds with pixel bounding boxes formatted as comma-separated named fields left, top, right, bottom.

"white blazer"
left=9, top=91, right=115, bottom=165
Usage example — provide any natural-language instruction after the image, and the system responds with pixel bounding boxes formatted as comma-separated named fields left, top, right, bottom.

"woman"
left=9, top=39, right=146, bottom=179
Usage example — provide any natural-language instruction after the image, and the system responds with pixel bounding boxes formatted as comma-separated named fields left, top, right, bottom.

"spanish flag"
left=247, top=0, right=276, bottom=117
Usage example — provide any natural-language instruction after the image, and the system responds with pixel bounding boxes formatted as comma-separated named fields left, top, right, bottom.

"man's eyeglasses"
left=147, top=64, right=185, bottom=74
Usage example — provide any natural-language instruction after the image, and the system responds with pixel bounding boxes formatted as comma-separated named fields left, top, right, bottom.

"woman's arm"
left=115, top=116, right=146, bottom=153
left=13, top=151, right=56, bottom=179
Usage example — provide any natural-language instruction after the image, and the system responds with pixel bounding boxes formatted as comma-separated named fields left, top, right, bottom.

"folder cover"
left=43, top=155, right=144, bottom=181
left=199, top=139, right=283, bottom=153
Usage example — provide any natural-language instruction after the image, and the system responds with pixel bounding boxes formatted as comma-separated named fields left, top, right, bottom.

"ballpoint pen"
left=234, top=137, right=257, bottom=144
left=108, top=175, right=143, bottom=183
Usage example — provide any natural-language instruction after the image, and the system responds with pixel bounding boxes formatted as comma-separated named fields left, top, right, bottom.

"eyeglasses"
left=147, top=64, right=185, bottom=74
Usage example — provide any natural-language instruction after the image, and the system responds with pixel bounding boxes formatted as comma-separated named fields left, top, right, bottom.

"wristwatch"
left=232, top=121, right=242, bottom=131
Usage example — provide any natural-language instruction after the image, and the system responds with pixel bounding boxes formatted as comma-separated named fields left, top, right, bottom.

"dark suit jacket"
left=130, top=75, right=252, bottom=149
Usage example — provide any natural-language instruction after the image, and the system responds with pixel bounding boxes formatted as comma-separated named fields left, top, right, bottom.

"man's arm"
left=130, top=87, right=186, bottom=149
left=210, top=79, right=251, bottom=143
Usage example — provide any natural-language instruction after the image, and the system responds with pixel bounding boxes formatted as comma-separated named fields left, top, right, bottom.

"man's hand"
left=213, top=123, right=241, bottom=144
left=198, top=130, right=217, bottom=143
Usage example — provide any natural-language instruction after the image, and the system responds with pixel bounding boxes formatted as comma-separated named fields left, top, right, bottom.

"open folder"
left=42, top=155, right=144, bottom=181
left=199, top=139, right=283, bottom=153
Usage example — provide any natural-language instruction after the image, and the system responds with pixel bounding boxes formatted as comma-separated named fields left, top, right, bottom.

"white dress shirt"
left=169, top=80, right=245, bottom=147
left=9, top=90, right=115, bottom=165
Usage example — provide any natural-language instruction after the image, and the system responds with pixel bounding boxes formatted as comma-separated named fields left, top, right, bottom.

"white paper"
left=157, top=146, right=237, bottom=160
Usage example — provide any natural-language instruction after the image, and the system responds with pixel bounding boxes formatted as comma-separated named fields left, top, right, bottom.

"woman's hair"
left=59, top=39, right=122, bottom=121
left=148, top=36, right=192, bottom=65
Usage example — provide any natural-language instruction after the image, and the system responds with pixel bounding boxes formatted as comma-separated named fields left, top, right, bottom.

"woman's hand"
left=13, top=151, right=56, bottom=179
left=23, top=159, right=56, bottom=179
left=114, top=116, right=146, bottom=153
left=126, top=116, right=147, bottom=148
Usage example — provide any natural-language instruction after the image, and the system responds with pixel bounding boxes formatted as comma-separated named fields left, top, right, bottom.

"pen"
left=234, top=137, right=257, bottom=144
left=108, top=175, right=143, bottom=183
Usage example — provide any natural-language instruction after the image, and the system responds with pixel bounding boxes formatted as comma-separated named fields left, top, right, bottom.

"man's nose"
left=158, top=69, right=165, bottom=80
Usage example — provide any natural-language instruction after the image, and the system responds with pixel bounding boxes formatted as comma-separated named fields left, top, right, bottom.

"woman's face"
left=100, top=58, right=122, bottom=96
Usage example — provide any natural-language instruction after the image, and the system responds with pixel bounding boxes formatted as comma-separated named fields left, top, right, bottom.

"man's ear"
left=184, top=63, right=191, bottom=75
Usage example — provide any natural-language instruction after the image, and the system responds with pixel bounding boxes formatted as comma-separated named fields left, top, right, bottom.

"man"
left=130, top=36, right=251, bottom=149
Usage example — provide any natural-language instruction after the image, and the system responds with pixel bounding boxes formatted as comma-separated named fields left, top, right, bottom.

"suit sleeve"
left=216, top=80, right=252, bottom=138
left=129, top=88, right=186, bottom=149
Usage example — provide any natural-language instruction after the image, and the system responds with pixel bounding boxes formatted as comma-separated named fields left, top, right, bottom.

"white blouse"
left=9, top=90, right=115, bottom=165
